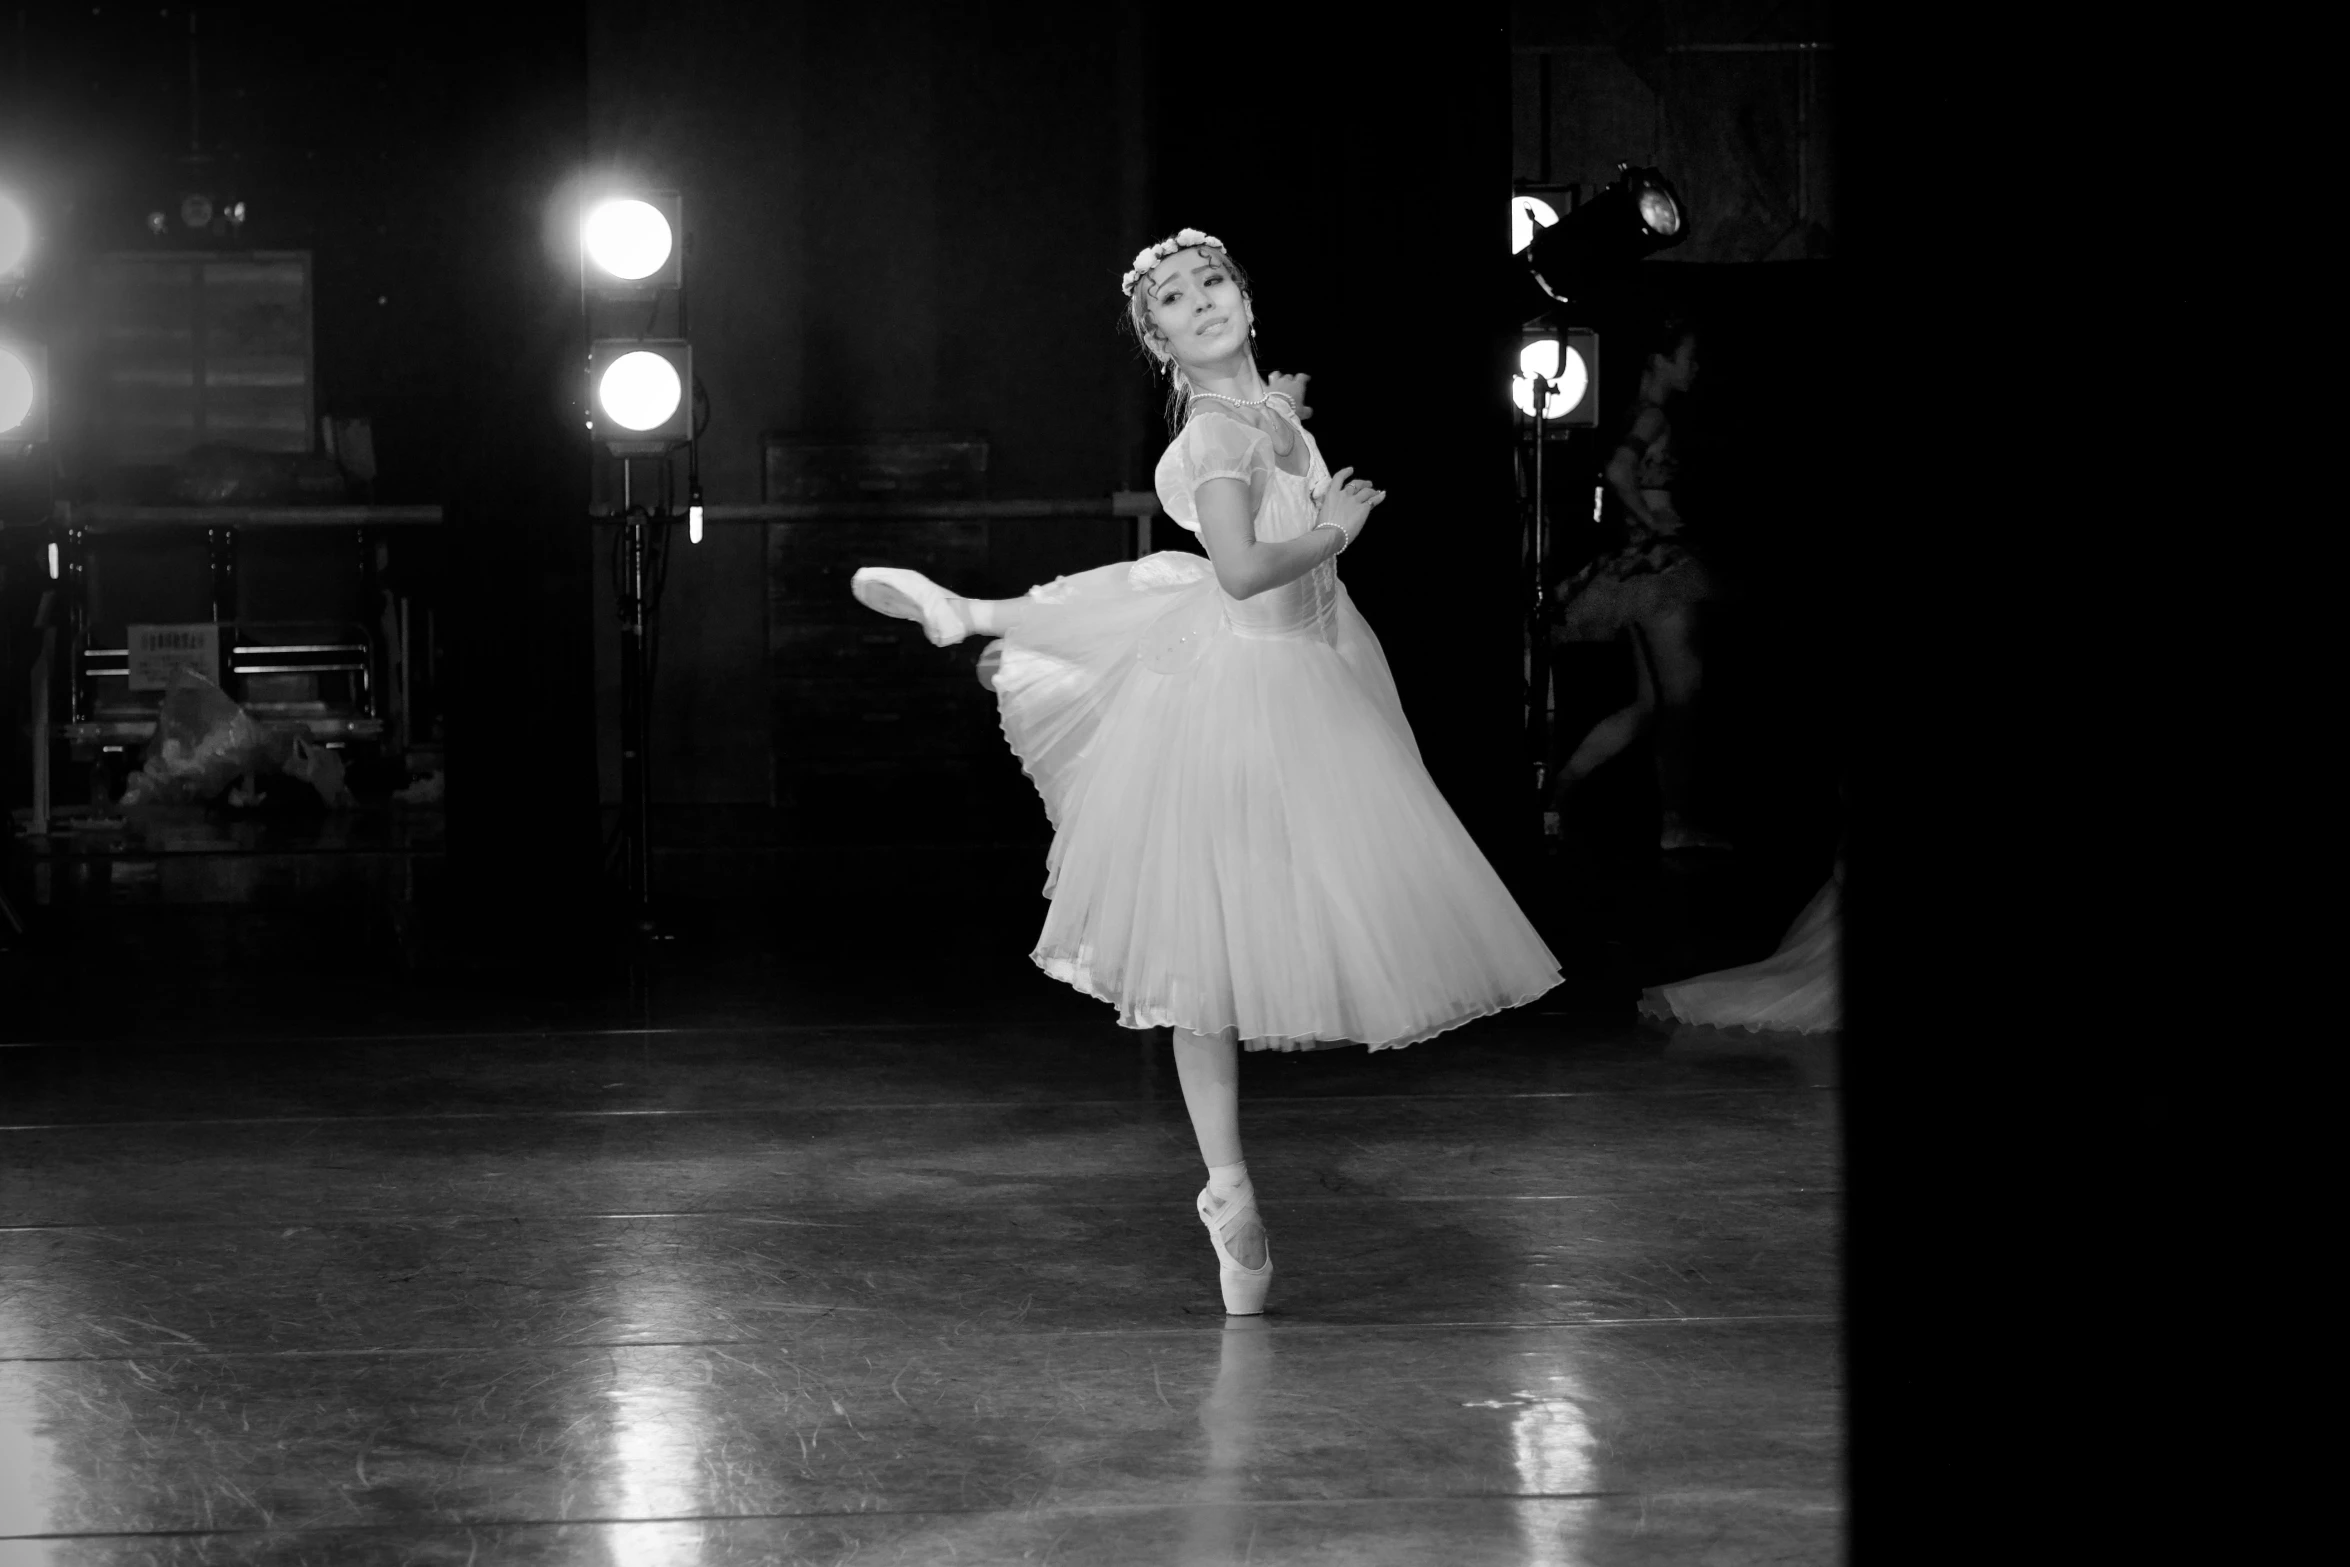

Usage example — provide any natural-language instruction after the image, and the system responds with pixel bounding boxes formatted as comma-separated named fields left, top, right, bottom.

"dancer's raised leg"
left=1174, top=1025, right=1271, bottom=1312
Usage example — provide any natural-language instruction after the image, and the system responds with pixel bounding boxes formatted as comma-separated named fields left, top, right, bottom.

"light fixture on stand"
left=589, top=340, right=693, bottom=454
left=1512, top=326, right=1599, bottom=801
left=583, top=194, right=683, bottom=296
left=1513, top=332, right=1598, bottom=426
left=579, top=187, right=697, bottom=936
left=1511, top=166, right=1686, bottom=819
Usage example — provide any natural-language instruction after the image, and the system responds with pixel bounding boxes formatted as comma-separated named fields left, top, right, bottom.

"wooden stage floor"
left=0, top=843, right=1841, bottom=1565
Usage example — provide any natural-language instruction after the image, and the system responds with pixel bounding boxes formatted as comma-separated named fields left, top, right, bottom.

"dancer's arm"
left=1197, top=472, right=1376, bottom=601
left=1197, top=478, right=1325, bottom=600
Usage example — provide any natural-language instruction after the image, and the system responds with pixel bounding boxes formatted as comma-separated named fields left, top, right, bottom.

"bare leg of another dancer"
left=1545, top=625, right=1658, bottom=819
left=1641, top=609, right=1728, bottom=849
left=1174, top=1025, right=1272, bottom=1313
left=1546, top=616, right=1729, bottom=851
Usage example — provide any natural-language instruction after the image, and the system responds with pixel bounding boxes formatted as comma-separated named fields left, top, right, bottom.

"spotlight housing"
left=582, top=192, right=683, bottom=296
left=588, top=338, right=692, bottom=455
left=1512, top=329, right=1599, bottom=426
left=1523, top=165, right=1688, bottom=305
left=0, top=340, right=47, bottom=446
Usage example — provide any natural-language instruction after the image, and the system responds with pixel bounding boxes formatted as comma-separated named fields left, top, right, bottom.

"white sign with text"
left=127, top=623, right=222, bottom=692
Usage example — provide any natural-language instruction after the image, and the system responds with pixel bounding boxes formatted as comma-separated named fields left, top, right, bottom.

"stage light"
left=582, top=192, right=683, bottom=293
left=0, top=193, right=29, bottom=278
left=1512, top=195, right=1559, bottom=255
left=585, top=200, right=670, bottom=280
left=46, top=541, right=58, bottom=580
left=0, top=341, right=46, bottom=444
left=601, top=351, right=680, bottom=429
left=587, top=339, right=692, bottom=454
left=1522, top=165, right=1688, bottom=305
left=1511, top=329, right=1599, bottom=426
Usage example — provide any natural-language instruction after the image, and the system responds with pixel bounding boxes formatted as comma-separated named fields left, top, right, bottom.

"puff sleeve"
left=1152, top=414, right=1274, bottom=533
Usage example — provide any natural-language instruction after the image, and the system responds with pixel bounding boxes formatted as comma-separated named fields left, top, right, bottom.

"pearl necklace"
left=1188, top=388, right=1289, bottom=411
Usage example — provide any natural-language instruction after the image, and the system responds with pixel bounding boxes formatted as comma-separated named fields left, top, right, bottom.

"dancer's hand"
left=1316, top=467, right=1385, bottom=545
left=1266, top=370, right=1312, bottom=420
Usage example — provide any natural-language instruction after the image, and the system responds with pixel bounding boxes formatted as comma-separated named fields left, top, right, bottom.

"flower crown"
left=1120, top=228, right=1225, bottom=297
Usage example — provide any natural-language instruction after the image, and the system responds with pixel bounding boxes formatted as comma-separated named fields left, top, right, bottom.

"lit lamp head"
left=1511, top=329, right=1600, bottom=427
left=1511, top=193, right=1562, bottom=257
left=1522, top=165, right=1687, bottom=306
left=587, top=339, right=692, bottom=457
left=582, top=192, right=683, bottom=296
left=0, top=338, right=47, bottom=448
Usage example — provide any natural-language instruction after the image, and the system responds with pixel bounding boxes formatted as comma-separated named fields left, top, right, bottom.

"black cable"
left=601, top=507, right=633, bottom=878
left=643, top=465, right=675, bottom=799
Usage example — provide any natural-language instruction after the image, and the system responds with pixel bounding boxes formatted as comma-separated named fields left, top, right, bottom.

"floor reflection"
left=1462, top=1344, right=1602, bottom=1566
left=0, top=1364, right=63, bottom=1542
left=1180, top=1316, right=1274, bottom=1567
left=599, top=1225, right=713, bottom=1567
left=603, top=1371, right=709, bottom=1567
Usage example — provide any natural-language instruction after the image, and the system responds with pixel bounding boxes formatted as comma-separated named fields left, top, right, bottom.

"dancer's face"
left=1658, top=335, right=1700, bottom=394
left=1145, top=246, right=1252, bottom=377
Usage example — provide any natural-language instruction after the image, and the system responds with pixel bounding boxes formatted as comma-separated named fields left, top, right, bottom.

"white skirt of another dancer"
left=1640, top=871, right=1842, bottom=1035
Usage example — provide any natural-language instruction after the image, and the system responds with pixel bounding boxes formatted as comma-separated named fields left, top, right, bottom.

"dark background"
left=0, top=3, right=1853, bottom=939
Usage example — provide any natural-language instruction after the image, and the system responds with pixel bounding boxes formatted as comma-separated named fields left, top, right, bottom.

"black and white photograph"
left=0, top=3, right=2172, bottom=1562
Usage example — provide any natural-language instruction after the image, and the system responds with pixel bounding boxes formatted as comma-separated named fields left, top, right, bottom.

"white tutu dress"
left=1639, top=862, right=1843, bottom=1035
left=975, top=407, right=1563, bottom=1051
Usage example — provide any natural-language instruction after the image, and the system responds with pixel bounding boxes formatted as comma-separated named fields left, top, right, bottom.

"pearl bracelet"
left=1312, top=519, right=1349, bottom=553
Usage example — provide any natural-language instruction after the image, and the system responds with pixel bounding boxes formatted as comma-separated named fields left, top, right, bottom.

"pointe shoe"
left=851, top=566, right=973, bottom=647
left=1197, top=1184, right=1274, bottom=1316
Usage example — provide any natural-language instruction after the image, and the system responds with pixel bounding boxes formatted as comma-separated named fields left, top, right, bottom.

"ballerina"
left=1543, top=315, right=1731, bottom=853
left=850, top=227, right=1563, bottom=1314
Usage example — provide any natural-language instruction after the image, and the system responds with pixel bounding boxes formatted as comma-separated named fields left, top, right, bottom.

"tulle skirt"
left=1639, top=875, right=1841, bottom=1035
left=1552, top=527, right=1712, bottom=643
left=978, top=552, right=1563, bottom=1052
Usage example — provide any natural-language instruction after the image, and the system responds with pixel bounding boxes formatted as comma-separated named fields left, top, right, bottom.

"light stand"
left=1523, top=379, right=1557, bottom=802
left=1510, top=318, right=1602, bottom=829
left=612, top=460, right=665, bottom=933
